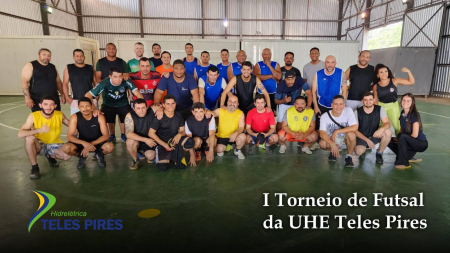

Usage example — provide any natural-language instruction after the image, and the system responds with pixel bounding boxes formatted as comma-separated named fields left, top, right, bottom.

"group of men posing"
left=18, top=42, right=413, bottom=179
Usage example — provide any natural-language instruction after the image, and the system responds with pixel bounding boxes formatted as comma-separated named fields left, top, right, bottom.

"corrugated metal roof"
left=286, top=0, right=308, bottom=19
left=0, top=15, right=43, bottom=36
left=285, top=22, right=307, bottom=36
left=83, top=17, right=140, bottom=33
left=84, top=33, right=141, bottom=48
left=204, top=0, right=225, bottom=19
left=143, top=19, right=202, bottom=34
left=144, top=35, right=203, bottom=39
left=81, top=0, right=140, bottom=16
left=242, top=21, right=283, bottom=35
left=0, top=0, right=41, bottom=21
left=48, top=9, right=78, bottom=31
left=227, top=21, right=240, bottom=35
left=204, top=20, right=226, bottom=35
left=143, top=0, right=201, bottom=18
left=309, top=0, right=339, bottom=20
left=49, top=27, right=78, bottom=36
left=227, top=0, right=241, bottom=19
left=402, top=3, right=444, bottom=47
left=307, top=22, right=338, bottom=36
left=242, top=0, right=283, bottom=19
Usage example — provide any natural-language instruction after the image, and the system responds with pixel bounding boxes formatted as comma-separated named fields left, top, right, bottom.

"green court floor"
left=0, top=96, right=449, bottom=252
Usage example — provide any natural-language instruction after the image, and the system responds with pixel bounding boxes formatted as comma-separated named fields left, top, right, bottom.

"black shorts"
left=216, top=137, right=236, bottom=146
left=155, top=136, right=188, bottom=162
left=138, top=141, right=155, bottom=153
left=356, top=137, right=381, bottom=148
left=70, top=141, right=108, bottom=153
left=101, top=104, right=131, bottom=123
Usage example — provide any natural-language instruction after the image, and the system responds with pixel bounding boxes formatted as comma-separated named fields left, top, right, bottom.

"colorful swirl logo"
left=28, top=190, right=56, bottom=233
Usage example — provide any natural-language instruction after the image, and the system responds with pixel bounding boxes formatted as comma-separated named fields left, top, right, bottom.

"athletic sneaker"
left=234, top=149, right=245, bottom=159
left=279, top=145, right=287, bottom=154
left=409, top=157, right=422, bottom=163
left=248, top=145, right=254, bottom=155
left=395, top=164, right=411, bottom=169
left=137, top=152, right=145, bottom=159
left=376, top=153, right=384, bottom=164
left=97, top=152, right=106, bottom=167
left=195, top=151, right=201, bottom=161
left=30, top=167, right=41, bottom=179
left=225, top=144, right=233, bottom=152
left=45, top=154, right=59, bottom=167
left=310, top=142, right=320, bottom=151
left=217, top=152, right=224, bottom=157
left=121, top=134, right=127, bottom=143
left=297, top=142, right=304, bottom=148
left=130, top=159, right=140, bottom=170
left=301, top=146, right=312, bottom=155
left=345, top=156, right=354, bottom=168
left=77, top=157, right=87, bottom=169
left=328, top=152, right=337, bottom=162
left=92, top=153, right=98, bottom=160
left=266, top=145, right=273, bottom=155
left=109, top=135, right=116, bottom=142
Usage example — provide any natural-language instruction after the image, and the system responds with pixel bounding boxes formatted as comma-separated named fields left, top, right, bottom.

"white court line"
left=0, top=104, right=67, bottom=136
left=419, top=111, right=450, bottom=119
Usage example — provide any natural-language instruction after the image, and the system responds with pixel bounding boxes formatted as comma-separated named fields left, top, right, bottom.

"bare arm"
left=95, top=71, right=102, bottom=83
left=18, top=114, right=42, bottom=138
left=154, top=89, right=164, bottom=105
left=149, top=128, right=167, bottom=147
left=253, top=63, right=273, bottom=81
left=344, top=67, right=350, bottom=89
left=372, top=84, right=378, bottom=105
left=199, top=87, right=205, bottom=104
left=246, top=124, right=258, bottom=137
left=132, top=89, right=144, bottom=99
left=124, top=113, right=148, bottom=142
left=319, top=130, right=336, bottom=148
left=220, top=77, right=236, bottom=107
left=227, top=65, right=234, bottom=83
left=62, top=67, right=72, bottom=104
left=21, top=63, right=34, bottom=108
left=305, top=90, right=313, bottom=108
left=256, top=77, right=271, bottom=108
left=268, top=63, right=282, bottom=81
left=62, top=113, right=70, bottom=127
left=282, top=120, right=298, bottom=136
left=191, top=88, right=200, bottom=103
left=333, top=124, right=358, bottom=136
left=266, top=124, right=276, bottom=137
left=393, top=68, right=415, bottom=86
left=84, top=91, right=99, bottom=111
left=311, top=74, right=319, bottom=114
left=234, top=113, right=245, bottom=135
left=303, top=120, right=315, bottom=136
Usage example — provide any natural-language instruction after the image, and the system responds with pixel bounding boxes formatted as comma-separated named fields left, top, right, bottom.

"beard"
left=296, top=107, right=305, bottom=113
left=154, top=53, right=160, bottom=57
left=41, top=108, right=54, bottom=116
left=285, top=62, right=292, bottom=67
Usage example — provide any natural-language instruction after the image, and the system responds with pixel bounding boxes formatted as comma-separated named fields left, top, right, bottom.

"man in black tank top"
left=21, top=48, right=65, bottom=112
left=63, top=49, right=95, bottom=115
left=353, top=92, right=392, bottom=164
left=220, top=61, right=271, bottom=115
left=124, top=98, right=163, bottom=170
left=95, top=43, right=130, bottom=81
left=344, top=50, right=375, bottom=110
left=62, top=97, right=114, bottom=169
left=185, top=102, right=216, bottom=166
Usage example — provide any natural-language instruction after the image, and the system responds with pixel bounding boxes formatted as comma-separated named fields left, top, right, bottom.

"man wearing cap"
left=275, top=69, right=312, bottom=131
left=278, top=96, right=318, bottom=155
left=245, top=94, right=278, bottom=155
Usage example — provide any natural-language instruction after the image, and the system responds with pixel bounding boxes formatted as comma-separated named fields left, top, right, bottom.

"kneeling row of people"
left=20, top=90, right=427, bottom=179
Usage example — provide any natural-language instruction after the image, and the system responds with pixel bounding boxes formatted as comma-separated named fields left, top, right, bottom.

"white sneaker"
left=234, top=149, right=245, bottom=159
left=279, top=145, right=287, bottom=154
left=301, top=146, right=312, bottom=155
left=309, top=142, right=320, bottom=151
left=217, top=152, right=224, bottom=157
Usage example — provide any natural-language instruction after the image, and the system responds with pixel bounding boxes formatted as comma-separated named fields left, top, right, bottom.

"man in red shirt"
left=245, top=94, right=278, bottom=155
left=129, top=57, right=161, bottom=107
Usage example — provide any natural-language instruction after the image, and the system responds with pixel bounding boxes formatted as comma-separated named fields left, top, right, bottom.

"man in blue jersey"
left=194, top=51, right=214, bottom=81
left=311, top=55, right=348, bottom=131
left=183, top=43, right=200, bottom=76
left=199, top=66, right=227, bottom=110
left=253, top=48, right=282, bottom=115
left=227, top=50, right=248, bottom=82
left=154, top=60, right=200, bottom=120
left=217, top=49, right=230, bottom=83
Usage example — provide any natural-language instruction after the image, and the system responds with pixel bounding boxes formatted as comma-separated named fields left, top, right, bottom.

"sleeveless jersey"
left=183, top=57, right=198, bottom=76
left=67, top=64, right=93, bottom=100
left=32, top=110, right=63, bottom=144
left=217, top=62, right=230, bottom=83
left=217, top=108, right=243, bottom=138
left=376, top=79, right=398, bottom=103
left=199, top=75, right=223, bottom=110
left=348, top=64, right=374, bottom=100
left=286, top=107, right=314, bottom=133
left=76, top=112, right=102, bottom=142
left=316, top=68, right=343, bottom=108
left=29, top=60, right=58, bottom=98
left=257, top=61, right=278, bottom=94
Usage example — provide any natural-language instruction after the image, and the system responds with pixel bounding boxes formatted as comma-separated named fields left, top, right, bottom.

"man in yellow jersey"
left=209, top=95, right=246, bottom=159
left=278, top=96, right=318, bottom=155
left=18, top=94, right=72, bottom=179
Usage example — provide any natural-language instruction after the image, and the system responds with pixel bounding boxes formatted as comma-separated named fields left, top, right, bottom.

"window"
left=367, top=22, right=403, bottom=50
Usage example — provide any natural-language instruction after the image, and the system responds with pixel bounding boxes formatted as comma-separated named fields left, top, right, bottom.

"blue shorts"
left=249, top=134, right=273, bottom=145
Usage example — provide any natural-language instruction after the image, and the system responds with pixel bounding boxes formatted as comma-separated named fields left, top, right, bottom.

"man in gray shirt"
left=302, top=47, right=324, bottom=88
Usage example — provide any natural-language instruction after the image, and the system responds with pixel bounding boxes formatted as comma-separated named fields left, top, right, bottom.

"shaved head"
left=236, top=50, right=247, bottom=64
left=262, top=48, right=272, bottom=62
left=324, top=55, right=337, bottom=73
